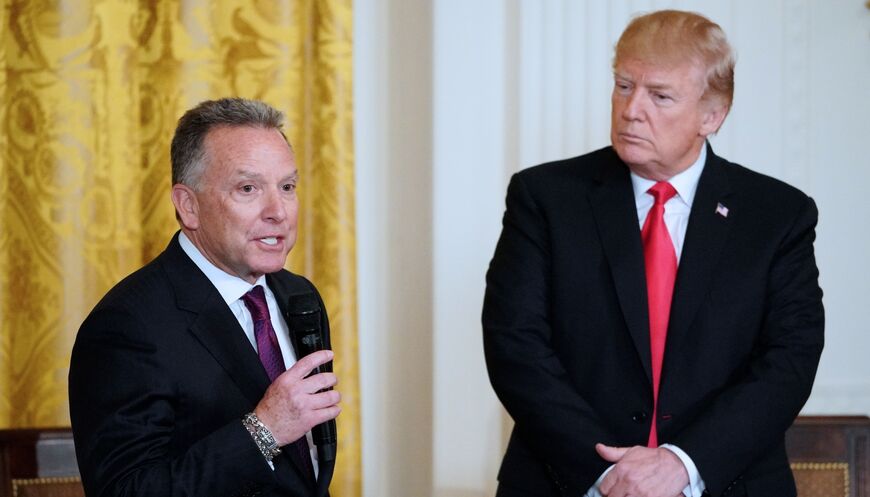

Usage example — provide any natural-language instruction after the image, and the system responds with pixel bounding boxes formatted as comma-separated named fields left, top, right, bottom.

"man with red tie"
left=483, top=10, right=823, bottom=497
left=70, top=98, right=339, bottom=497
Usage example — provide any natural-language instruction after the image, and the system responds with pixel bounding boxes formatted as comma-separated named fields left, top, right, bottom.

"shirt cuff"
left=583, top=465, right=614, bottom=497
left=661, top=444, right=706, bottom=497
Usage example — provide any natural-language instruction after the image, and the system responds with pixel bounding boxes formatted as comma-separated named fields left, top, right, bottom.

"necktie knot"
left=242, top=285, right=270, bottom=322
left=648, top=181, right=677, bottom=205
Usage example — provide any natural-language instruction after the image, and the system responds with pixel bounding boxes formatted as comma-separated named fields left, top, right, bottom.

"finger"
left=600, top=471, right=631, bottom=497
left=309, top=405, right=342, bottom=425
left=308, top=389, right=341, bottom=409
left=596, top=443, right=629, bottom=462
left=599, top=471, right=615, bottom=495
left=285, top=350, right=334, bottom=380
left=598, top=472, right=628, bottom=497
left=301, top=372, right=338, bottom=394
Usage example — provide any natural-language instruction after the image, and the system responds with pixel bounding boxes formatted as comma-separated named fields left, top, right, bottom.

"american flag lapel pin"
left=715, top=202, right=729, bottom=218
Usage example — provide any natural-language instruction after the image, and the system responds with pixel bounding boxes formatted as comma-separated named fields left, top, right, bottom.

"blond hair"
left=614, top=10, right=735, bottom=109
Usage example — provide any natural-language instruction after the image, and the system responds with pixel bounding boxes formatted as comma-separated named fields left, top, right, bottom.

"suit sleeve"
left=482, top=172, right=613, bottom=491
left=69, top=307, right=278, bottom=497
left=673, top=196, right=824, bottom=496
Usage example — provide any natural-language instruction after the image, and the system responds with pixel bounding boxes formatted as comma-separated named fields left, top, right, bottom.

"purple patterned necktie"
left=242, top=285, right=316, bottom=483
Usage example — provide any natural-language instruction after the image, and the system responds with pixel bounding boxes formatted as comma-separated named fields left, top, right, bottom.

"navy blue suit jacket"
left=483, top=145, right=824, bottom=497
left=70, top=233, right=334, bottom=497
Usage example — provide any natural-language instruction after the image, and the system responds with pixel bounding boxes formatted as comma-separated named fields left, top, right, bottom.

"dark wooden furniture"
left=786, top=416, right=870, bottom=497
left=0, top=428, right=82, bottom=497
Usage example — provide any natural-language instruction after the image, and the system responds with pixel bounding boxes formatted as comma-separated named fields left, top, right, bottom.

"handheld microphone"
left=286, top=292, right=337, bottom=463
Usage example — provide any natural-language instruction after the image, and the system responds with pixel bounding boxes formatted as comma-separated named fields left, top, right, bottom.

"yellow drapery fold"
left=0, top=1, right=360, bottom=495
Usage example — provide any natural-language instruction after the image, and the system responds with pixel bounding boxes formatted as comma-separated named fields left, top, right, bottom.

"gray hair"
left=170, top=98, right=287, bottom=189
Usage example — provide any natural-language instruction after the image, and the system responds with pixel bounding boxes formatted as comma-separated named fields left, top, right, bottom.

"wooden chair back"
left=786, top=416, right=870, bottom=497
left=0, top=429, right=82, bottom=497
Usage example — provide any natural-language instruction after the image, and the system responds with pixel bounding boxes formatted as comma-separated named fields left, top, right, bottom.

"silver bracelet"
left=242, top=412, right=282, bottom=461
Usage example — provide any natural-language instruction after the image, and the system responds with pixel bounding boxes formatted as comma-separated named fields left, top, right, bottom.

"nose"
left=621, top=89, right=645, bottom=121
left=262, top=188, right=288, bottom=223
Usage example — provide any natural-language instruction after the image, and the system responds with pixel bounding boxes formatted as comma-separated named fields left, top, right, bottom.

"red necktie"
left=641, top=182, right=678, bottom=448
left=242, top=286, right=316, bottom=483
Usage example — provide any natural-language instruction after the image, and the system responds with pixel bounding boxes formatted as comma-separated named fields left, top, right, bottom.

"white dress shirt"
left=178, top=232, right=318, bottom=475
left=630, top=145, right=706, bottom=263
left=585, top=145, right=708, bottom=497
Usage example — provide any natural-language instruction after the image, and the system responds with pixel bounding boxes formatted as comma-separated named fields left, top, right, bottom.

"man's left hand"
left=595, top=443, right=688, bottom=497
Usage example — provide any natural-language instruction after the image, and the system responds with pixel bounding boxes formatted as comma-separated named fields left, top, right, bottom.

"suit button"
left=631, top=411, right=648, bottom=423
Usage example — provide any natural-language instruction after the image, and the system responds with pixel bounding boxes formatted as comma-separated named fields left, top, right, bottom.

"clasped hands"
left=595, top=443, right=689, bottom=497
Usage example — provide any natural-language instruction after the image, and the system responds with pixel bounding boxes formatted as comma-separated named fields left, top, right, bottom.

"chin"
left=614, top=146, right=645, bottom=166
left=249, top=258, right=290, bottom=276
left=265, top=262, right=289, bottom=274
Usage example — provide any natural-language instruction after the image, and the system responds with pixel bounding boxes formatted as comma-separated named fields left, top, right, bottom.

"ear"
left=699, top=101, right=729, bottom=137
left=171, top=184, right=200, bottom=230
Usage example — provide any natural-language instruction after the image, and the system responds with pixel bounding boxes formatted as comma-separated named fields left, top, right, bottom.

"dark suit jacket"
left=69, top=233, right=334, bottom=497
left=482, top=145, right=824, bottom=497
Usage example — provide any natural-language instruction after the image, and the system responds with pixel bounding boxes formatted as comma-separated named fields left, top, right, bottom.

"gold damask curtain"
left=0, top=1, right=359, bottom=495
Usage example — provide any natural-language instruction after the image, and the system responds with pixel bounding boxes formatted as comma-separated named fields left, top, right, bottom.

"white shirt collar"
left=178, top=231, right=265, bottom=305
left=630, top=143, right=707, bottom=206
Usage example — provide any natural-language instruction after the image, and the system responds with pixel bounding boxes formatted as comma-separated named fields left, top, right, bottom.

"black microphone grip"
left=287, top=293, right=337, bottom=463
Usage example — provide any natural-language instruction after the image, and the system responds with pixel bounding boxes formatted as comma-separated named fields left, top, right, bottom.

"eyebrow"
left=614, top=72, right=676, bottom=92
left=645, top=82, right=676, bottom=92
left=234, top=170, right=299, bottom=182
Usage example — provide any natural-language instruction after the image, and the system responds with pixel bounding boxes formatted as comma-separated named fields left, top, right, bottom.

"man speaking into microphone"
left=69, top=98, right=340, bottom=497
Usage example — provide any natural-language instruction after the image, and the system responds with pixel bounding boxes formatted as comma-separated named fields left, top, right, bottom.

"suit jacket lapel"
left=665, top=145, right=733, bottom=362
left=162, top=235, right=322, bottom=493
left=588, top=153, right=653, bottom=384
left=161, top=234, right=271, bottom=408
